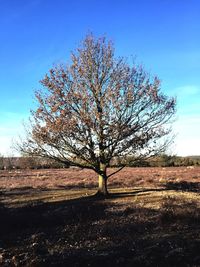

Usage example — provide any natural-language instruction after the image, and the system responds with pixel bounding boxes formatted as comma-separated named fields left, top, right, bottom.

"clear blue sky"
left=0, top=0, right=200, bottom=156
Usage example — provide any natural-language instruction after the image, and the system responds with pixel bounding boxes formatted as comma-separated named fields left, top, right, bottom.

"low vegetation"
left=0, top=167, right=200, bottom=266
left=1, top=154, right=200, bottom=170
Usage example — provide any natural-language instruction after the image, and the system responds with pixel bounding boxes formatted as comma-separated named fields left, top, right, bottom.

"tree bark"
left=98, top=173, right=108, bottom=196
left=97, top=163, right=108, bottom=196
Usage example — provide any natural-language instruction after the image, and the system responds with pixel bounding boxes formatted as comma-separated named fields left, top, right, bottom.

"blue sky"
left=0, top=0, right=200, bottom=156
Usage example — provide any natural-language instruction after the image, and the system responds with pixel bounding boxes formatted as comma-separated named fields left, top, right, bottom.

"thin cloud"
left=174, top=85, right=200, bottom=97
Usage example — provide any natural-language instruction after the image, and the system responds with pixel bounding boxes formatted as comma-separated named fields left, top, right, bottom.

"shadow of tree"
left=165, top=181, right=200, bottom=192
left=0, top=186, right=200, bottom=266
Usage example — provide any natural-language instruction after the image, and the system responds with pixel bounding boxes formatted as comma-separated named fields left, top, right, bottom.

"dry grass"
left=0, top=167, right=200, bottom=266
left=1, top=166, right=200, bottom=208
left=0, top=166, right=200, bottom=189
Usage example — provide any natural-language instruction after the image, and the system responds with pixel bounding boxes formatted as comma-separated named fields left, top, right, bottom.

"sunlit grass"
left=2, top=185, right=200, bottom=211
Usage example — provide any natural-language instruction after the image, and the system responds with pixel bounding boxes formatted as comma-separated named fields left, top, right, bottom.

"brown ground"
left=0, top=167, right=200, bottom=266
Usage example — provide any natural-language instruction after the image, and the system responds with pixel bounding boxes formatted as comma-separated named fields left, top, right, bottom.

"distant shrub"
left=2, top=156, right=69, bottom=169
left=0, top=154, right=4, bottom=170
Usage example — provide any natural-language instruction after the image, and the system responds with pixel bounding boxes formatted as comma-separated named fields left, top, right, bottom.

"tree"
left=0, top=154, right=4, bottom=170
left=18, top=34, right=176, bottom=196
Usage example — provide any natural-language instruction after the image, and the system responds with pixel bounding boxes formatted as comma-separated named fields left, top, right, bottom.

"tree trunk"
left=98, top=173, right=108, bottom=196
left=97, top=163, right=108, bottom=196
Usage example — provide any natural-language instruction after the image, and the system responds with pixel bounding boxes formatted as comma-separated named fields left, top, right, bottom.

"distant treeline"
left=111, top=154, right=200, bottom=168
left=0, top=154, right=200, bottom=170
left=0, top=156, right=68, bottom=170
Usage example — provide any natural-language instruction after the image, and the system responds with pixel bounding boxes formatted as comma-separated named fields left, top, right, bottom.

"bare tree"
left=18, top=34, right=176, bottom=196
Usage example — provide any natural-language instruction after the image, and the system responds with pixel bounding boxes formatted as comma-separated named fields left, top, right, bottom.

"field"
left=0, top=167, right=200, bottom=266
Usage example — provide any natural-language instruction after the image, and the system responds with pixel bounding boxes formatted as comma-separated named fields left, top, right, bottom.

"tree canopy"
left=18, top=34, right=176, bottom=195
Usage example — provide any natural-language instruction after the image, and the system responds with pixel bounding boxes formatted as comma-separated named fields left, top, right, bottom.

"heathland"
left=0, top=167, right=200, bottom=266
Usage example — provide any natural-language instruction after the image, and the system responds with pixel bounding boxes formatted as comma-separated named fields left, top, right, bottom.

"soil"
left=0, top=167, right=200, bottom=266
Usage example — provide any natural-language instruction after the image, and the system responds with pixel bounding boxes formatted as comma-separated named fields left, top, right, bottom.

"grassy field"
left=0, top=167, right=200, bottom=266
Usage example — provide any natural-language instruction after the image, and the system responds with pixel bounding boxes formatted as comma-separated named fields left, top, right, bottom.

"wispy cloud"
left=175, top=85, right=200, bottom=97
left=0, top=111, right=28, bottom=122
left=172, top=85, right=200, bottom=117
left=164, top=85, right=200, bottom=155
